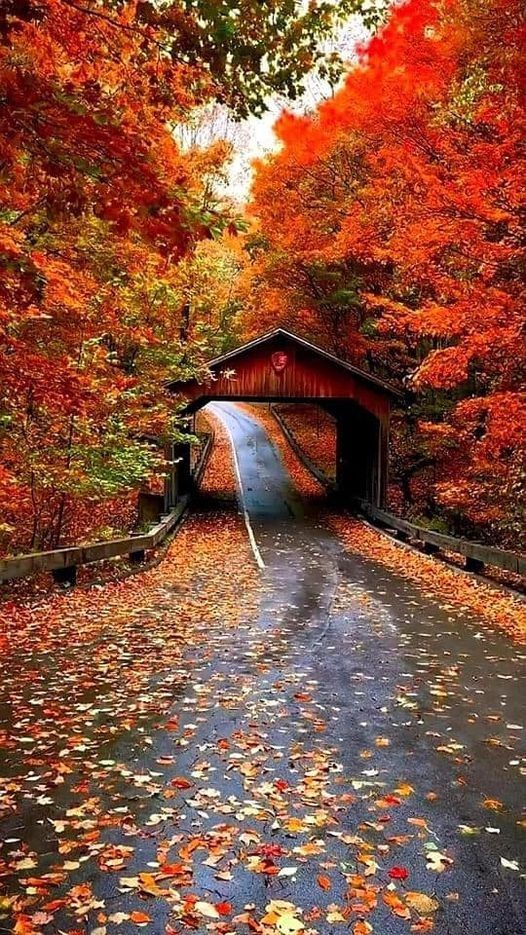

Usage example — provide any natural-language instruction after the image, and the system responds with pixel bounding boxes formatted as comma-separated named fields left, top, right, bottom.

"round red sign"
left=271, top=351, right=289, bottom=374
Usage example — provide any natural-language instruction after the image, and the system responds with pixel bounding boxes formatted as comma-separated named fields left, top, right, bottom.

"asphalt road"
left=1, top=401, right=524, bottom=935
left=205, top=401, right=526, bottom=934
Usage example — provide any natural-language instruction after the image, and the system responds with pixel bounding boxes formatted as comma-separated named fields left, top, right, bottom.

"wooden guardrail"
left=192, top=426, right=215, bottom=486
left=0, top=495, right=190, bottom=586
left=270, top=404, right=337, bottom=492
left=356, top=500, right=526, bottom=577
left=0, top=432, right=214, bottom=587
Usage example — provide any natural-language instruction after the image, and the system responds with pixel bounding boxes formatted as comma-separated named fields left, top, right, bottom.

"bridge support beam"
left=164, top=440, right=191, bottom=512
left=334, top=404, right=388, bottom=508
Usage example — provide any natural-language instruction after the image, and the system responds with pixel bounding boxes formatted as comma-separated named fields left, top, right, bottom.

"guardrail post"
left=423, top=541, right=439, bottom=555
left=52, top=565, right=77, bottom=586
left=173, top=440, right=191, bottom=496
left=129, top=549, right=146, bottom=564
left=466, top=556, right=484, bottom=573
left=164, top=442, right=176, bottom=512
left=138, top=491, right=164, bottom=526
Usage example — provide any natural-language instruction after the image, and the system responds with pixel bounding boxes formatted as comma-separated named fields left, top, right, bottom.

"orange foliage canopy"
left=0, top=1, right=232, bottom=552
left=1, top=0, right=372, bottom=556
left=248, top=0, right=525, bottom=546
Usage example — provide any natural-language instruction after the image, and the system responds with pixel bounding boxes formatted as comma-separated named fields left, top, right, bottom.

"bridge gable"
left=169, top=329, right=397, bottom=420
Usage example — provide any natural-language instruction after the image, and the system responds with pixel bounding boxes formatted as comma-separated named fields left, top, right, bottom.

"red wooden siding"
left=172, top=333, right=392, bottom=422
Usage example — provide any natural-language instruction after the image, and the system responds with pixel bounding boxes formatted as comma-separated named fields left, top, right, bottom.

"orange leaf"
left=130, top=911, right=152, bottom=925
left=171, top=776, right=193, bottom=789
left=353, top=922, right=373, bottom=935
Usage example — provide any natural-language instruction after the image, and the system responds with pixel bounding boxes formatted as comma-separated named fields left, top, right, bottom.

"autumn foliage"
left=1, top=0, right=367, bottom=556
left=1, top=0, right=524, bottom=556
left=247, top=0, right=525, bottom=547
left=0, top=1, right=217, bottom=552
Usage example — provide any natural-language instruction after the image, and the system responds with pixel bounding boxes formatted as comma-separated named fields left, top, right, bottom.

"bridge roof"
left=171, top=329, right=398, bottom=394
left=168, top=328, right=400, bottom=414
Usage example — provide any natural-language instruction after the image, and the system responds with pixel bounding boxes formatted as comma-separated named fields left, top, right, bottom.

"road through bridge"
left=0, top=402, right=525, bottom=935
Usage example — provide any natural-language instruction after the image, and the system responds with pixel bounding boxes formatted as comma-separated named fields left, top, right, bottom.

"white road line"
left=209, top=404, right=266, bottom=570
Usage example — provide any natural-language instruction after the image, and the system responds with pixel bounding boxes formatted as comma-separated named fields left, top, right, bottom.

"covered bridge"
left=168, top=328, right=399, bottom=508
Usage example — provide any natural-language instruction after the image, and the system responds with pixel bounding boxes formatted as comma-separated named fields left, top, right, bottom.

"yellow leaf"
left=406, top=892, right=439, bottom=915
left=195, top=901, right=220, bottom=919
left=276, top=914, right=304, bottom=935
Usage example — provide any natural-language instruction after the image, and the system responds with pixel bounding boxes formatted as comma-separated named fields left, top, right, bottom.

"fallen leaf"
left=405, top=892, right=439, bottom=915
left=195, top=901, right=220, bottom=919
left=353, top=922, right=373, bottom=935
left=171, top=777, right=193, bottom=790
left=425, top=850, right=453, bottom=873
left=317, top=874, right=332, bottom=890
left=130, top=911, right=151, bottom=925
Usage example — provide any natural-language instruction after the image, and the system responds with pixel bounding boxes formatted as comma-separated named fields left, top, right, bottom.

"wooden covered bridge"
left=167, top=328, right=399, bottom=509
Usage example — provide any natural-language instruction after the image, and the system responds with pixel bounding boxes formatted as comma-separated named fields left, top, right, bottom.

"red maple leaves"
left=247, top=0, right=525, bottom=549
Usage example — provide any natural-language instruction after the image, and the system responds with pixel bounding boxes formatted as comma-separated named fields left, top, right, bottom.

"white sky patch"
left=226, top=14, right=371, bottom=202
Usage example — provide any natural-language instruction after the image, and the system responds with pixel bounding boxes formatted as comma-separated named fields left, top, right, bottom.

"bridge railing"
left=0, top=433, right=213, bottom=587
left=354, top=500, right=526, bottom=577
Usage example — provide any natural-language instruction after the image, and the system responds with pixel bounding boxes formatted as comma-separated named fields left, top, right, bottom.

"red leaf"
left=170, top=776, right=193, bottom=789
left=317, top=874, right=332, bottom=890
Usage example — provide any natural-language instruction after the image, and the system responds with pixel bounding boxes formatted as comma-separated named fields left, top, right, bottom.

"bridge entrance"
left=167, top=328, right=399, bottom=510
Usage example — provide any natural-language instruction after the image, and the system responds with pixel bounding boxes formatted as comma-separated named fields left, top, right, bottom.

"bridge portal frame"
left=167, top=328, right=400, bottom=508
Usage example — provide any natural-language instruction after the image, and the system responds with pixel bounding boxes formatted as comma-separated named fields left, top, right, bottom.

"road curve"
left=207, top=401, right=526, bottom=934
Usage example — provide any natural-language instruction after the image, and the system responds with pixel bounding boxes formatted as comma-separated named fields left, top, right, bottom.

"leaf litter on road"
left=1, top=406, right=525, bottom=934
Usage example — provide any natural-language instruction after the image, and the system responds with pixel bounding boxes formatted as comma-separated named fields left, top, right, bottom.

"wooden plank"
left=0, top=547, right=83, bottom=581
left=81, top=535, right=152, bottom=564
left=359, top=502, right=525, bottom=576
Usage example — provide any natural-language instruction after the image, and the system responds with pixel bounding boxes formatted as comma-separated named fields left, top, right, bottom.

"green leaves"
left=140, top=0, right=388, bottom=117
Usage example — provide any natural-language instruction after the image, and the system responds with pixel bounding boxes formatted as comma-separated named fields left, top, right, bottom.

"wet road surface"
left=205, top=402, right=526, bottom=933
left=1, top=401, right=525, bottom=935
